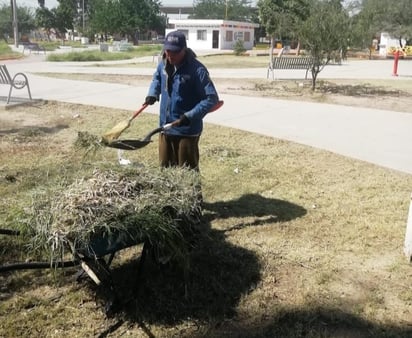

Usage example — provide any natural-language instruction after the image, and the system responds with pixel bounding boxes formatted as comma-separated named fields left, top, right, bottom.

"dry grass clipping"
left=22, top=166, right=202, bottom=264
left=73, top=131, right=106, bottom=154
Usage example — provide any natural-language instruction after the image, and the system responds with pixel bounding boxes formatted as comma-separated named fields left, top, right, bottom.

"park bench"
left=112, top=40, right=133, bottom=52
left=0, top=64, right=32, bottom=104
left=267, top=55, right=314, bottom=80
left=22, top=42, right=46, bottom=54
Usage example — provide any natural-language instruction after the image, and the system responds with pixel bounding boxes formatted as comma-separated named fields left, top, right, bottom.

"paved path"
left=1, top=52, right=412, bottom=175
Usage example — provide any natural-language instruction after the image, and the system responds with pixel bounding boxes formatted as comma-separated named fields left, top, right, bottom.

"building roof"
left=169, top=19, right=259, bottom=28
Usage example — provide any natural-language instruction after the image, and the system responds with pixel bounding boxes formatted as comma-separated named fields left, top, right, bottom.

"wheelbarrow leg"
left=75, top=252, right=116, bottom=282
left=75, top=255, right=120, bottom=316
left=106, top=252, right=116, bottom=266
left=134, top=241, right=149, bottom=292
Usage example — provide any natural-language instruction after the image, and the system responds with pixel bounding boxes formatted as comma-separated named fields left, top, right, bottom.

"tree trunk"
left=311, top=72, right=317, bottom=90
left=311, top=64, right=320, bottom=91
left=269, top=36, right=274, bottom=65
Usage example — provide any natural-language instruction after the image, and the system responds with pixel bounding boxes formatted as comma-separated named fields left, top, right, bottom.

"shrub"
left=233, top=40, right=246, bottom=56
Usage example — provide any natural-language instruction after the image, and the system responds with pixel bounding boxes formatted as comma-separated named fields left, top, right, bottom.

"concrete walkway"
left=1, top=52, right=412, bottom=175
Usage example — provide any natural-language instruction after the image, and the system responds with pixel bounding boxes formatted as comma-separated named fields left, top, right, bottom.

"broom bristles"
left=102, top=120, right=130, bottom=142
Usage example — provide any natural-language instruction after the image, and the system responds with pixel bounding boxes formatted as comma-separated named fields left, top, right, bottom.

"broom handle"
left=128, top=103, right=149, bottom=122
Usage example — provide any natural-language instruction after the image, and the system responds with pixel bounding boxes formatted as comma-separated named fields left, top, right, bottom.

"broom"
left=102, top=103, right=149, bottom=143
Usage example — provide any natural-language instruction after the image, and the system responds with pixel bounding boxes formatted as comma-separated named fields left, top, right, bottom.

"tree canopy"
left=355, top=0, right=412, bottom=45
left=257, top=0, right=309, bottom=41
left=3, top=0, right=412, bottom=52
left=35, top=0, right=84, bottom=38
left=191, top=0, right=255, bottom=21
left=0, top=4, right=36, bottom=39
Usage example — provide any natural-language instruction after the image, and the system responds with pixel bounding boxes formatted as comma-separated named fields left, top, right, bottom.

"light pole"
left=11, top=0, right=18, bottom=47
left=82, top=0, right=85, bottom=32
left=225, top=0, right=228, bottom=20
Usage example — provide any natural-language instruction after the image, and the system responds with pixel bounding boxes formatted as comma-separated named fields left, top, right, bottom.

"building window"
left=234, top=31, right=244, bottom=41
left=197, top=30, right=207, bottom=41
left=244, top=31, right=250, bottom=42
left=226, top=30, right=233, bottom=42
left=178, top=29, right=189, bottom=40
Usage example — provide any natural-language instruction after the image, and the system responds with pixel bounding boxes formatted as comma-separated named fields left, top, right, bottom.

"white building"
left=379, top=32, right=406, bottom=57
left=166, top=19, right=259, bottom=51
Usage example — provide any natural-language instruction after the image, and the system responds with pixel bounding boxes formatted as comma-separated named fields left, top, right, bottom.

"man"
left=145, top=30, right=219, bottom=170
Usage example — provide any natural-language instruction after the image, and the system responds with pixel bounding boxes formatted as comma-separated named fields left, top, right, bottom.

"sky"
left=14, top=0, right=351, bottom=10
left=16, top=0, right=196, bottom=8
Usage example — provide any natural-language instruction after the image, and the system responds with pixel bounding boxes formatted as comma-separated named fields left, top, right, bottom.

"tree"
left=357, top=0, right=412, bottom=46
left=88, top=0, right=164, bottom=44
left=15, top=6, right=36, bottom=36
left=0, top=3, right=35, bottom=41
left=257, top=0, right=309, bottom=61
left=0, top=4, right=11, bottom=41
left=54, top=0, right=77, bottom=35
left=35, top=0, right=76, bottom=39
left=299, top=0, right=350, bottom=89
left=35, top=7, right=57, bottom=39
left=35, top=0, right=92, bottom=39
left=118, top=0, right=163, bottom=43
left=349, top=2, right=380, bottom=58
left=88, top=0, right=120, bottom=41
left=192, top=0, right=255, bottom=21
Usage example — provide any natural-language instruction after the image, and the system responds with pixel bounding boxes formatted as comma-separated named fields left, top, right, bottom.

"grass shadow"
left=198, top=306, right=412, bottom=337
left=97, top=227, right=261, bottom=326
left=92, top=193, right=306, bottom=332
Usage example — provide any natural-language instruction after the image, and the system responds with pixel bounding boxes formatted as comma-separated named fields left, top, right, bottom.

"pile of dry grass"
left=22, top=166, right=202, bottom=263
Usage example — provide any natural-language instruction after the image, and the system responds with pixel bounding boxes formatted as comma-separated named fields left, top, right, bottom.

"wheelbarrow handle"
left=0, top=260, right=80, bottom=272
left=0, top=228, right=20, bottom=236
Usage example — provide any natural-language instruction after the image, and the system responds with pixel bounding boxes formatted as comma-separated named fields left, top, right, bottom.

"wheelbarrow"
left=0, top=227, right=150, bottom=315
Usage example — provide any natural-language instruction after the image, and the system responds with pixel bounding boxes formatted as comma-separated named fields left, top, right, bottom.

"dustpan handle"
left=161, top=101, right=224, bottom=131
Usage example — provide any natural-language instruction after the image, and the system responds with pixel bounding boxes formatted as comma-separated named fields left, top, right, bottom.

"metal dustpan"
left=105, top=126, right=163, bottom=151
left=105, top=139, right=151, bottom=150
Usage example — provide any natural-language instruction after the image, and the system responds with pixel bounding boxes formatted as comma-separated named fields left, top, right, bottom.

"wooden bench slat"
left=0, top=65, right=32, bottom=104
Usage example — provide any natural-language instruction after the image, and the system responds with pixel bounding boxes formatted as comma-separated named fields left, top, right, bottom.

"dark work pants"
left=159, top=133, right=200, bottom=170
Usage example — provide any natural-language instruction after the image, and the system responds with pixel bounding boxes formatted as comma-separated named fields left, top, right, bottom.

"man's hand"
left=176, top=114, right=190, bottom=126
left=144, top=96, right=157, bottom=105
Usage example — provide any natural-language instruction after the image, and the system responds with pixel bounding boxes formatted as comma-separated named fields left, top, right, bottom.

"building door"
left=212, top=30, right=219, bottom=49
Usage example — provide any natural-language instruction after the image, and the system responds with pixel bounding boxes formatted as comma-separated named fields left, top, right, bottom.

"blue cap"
left=164, top=31, right=187, bottom=52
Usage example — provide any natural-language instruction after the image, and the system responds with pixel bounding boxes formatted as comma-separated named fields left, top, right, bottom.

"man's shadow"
left=203, top=193, right=307, bottom=231
left=95, top=193, right=307, bottom=329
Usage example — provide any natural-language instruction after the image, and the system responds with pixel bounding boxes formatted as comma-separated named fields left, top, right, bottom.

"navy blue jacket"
left=147, top=49, right=219, bottom=136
